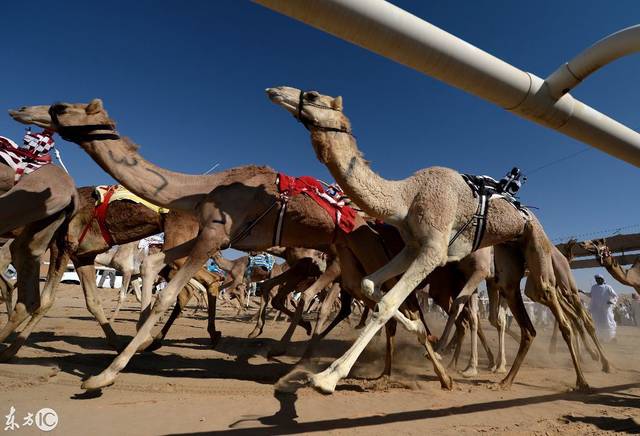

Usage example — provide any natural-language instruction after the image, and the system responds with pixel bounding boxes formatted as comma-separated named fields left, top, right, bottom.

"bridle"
left=50, top=104, right=120, bottom=142
left=596, top=245, right=612, bottom=264
left=295, top=90, right=353, bottom=136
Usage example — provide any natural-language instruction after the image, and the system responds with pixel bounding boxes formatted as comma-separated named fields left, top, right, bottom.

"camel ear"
left=86, top=99, right=104, bottom=115
left=332, top=96, right=343, bottom=111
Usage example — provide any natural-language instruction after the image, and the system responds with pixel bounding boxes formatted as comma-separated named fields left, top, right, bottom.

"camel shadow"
left=168, top=382, right=640, bottom=435
left=564, top=415, right=640, bottom=434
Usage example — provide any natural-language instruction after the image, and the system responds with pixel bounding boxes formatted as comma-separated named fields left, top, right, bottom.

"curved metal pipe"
left=546, top=25, right=640, bottom=99
left=253, top=0, right=640, bottom=167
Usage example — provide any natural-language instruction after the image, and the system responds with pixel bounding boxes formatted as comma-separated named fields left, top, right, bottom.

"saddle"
left=0, top=136, right=52, bottom=183
left=451, top=168, right=529, bottom=251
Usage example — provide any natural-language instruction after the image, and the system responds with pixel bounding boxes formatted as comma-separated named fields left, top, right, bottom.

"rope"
left=551, top=223, right=640, bottom=243
left=54, top=149, right=70, bottom=174
left=525, top=147, right=591, bottom=177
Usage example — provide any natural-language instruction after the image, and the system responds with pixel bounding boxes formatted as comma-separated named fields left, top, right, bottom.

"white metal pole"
left=253, top=0, right=640, bottom=167
left=546, top=25, right=640, bottom=98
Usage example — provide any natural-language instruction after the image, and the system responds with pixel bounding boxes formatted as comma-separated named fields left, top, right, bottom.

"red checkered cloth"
left=278, top=173, right=356, bottom=233
left=0, top=132, right=53, bottom=183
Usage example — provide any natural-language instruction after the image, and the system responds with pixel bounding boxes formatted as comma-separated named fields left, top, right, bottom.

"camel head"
left=9, top=99, right=116, bottom=141
left=266, top=86, right=353, bottom=164
left=580, top=238, right=611, bottom=265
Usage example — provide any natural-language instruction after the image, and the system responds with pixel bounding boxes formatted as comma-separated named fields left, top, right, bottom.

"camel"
left=10, top=99, right=446, bottom=391
left=0, top=185, right=167, bottom=360
left=94, top=242, right=144, bottom=322
left=0, top=132, right=77, bottom=346
left=267, top=85, right=593, bottom=393
left=581, top=239, right=640, bottom=295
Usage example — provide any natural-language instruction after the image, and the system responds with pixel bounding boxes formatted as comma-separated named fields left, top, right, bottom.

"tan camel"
left=94, top=242, right=144, bottom=322
left=581, top=239, right=640, bottom=295
left=0, top=133, right=77, bottom=342
left=10, top=100, right=446, bottom=391
left=267, top=86, right=592, bottom=393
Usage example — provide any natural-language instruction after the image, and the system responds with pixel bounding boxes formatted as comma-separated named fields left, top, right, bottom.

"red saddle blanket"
left=278, top=173, right=356, bottom=234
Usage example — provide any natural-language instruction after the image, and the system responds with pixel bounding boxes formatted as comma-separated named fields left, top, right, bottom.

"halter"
left=295, top=90, right=353, bottom=136
left=50, top=105, right=120, bottom=142
left=597, top=245, right=612, bottom=263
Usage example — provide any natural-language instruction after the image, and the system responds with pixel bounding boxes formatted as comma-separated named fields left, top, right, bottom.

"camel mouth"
left=265, top=88, right=298, bottom=113
left=8, top=108, right=53, bottom=128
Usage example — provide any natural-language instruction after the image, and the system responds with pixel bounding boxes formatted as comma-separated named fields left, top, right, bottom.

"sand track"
left=1, top=284, right=638, bottom=435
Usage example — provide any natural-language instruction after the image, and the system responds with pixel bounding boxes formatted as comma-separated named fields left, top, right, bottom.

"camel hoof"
left=310, top=373, right=337, bottom=395
left=81, top=374, right=114, bottom=391
left=440, top=376, right=453, bottom=391
left=491, top=366, right=507, bottom=374
left=461, top=368, right=478, bottom=378
left=574, top=382, right=591, bottom=393
left=209, top=332, right=222, bottom=349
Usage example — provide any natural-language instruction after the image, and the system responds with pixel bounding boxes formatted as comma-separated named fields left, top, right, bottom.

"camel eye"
left=306, top=93, right=319, bottom=102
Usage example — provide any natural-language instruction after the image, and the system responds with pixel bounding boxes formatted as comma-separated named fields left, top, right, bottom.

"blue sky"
left=2, top=1, right=639, bottom=292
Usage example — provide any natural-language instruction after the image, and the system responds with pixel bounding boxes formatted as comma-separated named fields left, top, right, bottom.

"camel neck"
left=311, top=130, right=403, bottom=221
left=604, top=258, right=633, bottom=286
left=78, top=138, right=218, bottom=211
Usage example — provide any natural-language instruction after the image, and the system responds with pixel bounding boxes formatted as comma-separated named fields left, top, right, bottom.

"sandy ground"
left=1, top=283, right=639, bottom=435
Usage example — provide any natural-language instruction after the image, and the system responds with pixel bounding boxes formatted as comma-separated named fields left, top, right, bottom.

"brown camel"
left=0, top=185, right=167, bottom=360
left=267, top=85, right=592, bottom=393
left=10, top=100, right=446, bottom=391
left=581, top=238, right=640, bottom=295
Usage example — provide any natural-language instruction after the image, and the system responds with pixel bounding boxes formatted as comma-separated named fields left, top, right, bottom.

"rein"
left=57, top=124, right=121, bottom=142
left=49, top=108, right=120, bottom=142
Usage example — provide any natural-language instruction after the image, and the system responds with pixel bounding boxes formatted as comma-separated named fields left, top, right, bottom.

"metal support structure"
left=546, top=25, right=640, bottom=98
left=253, top=0, right=640, bottom=167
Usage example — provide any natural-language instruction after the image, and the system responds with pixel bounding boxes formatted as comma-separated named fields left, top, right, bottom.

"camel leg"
left=447, top=322, right=465, bottom=370
left=496, top=285, right=536, bottom=388
left=378, top=318, right=397, bottom=380
left=571, top=300, right=611, bottom=373
left=549, top=321, right=559, bottom=354
left=360, top=245, right=415, bottom=301
left=310, top=242, right=451, bottom=394
left=110, top=271, right=133, bottom=323
left=299, top=286, right=352, bottom=362
left=110, top=287, right=127, bottom=323
left=248, top=285, right=275, bottom=338
left=436, top=270, right=487, bottom=352
left=0, top=241, right=14, bottom=316
left=82, top=227, right=216, bottom=390
left=206, top=282, right=221, bottom=347
left=489, top=296, right=508, bottom=374
left=269, top=261, right=340, bottom=357
left=315, top=283, right=343, bottom=335
left=476, top=314, right=495, bottom=370
left=0, top=241, right=69, bottom=361
left=75, top=261, right=120, bottom=349
left=138, top=240, right=196, bottom=328
left=145, top=286, right=193, bottom=352
left=0, top=214, right=65, bottom=342
left=461, top=293, right=479, bottom=378
left=355, top=306, right=369, bottom=329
